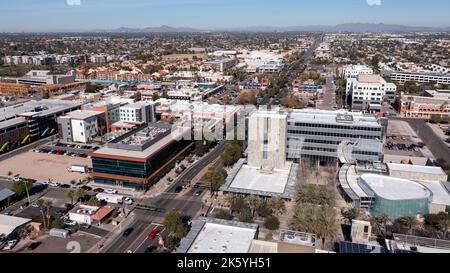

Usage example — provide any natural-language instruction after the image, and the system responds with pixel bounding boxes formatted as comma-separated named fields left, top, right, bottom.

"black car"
left=59, top=184, right=71, bottom=189
left=174, top=186, right=183, bottom=193
left=27, top=241, right=42, bottom=250
left=80, top=186, right=93, bottom=191
left=122, top=228, right=134, bottom=237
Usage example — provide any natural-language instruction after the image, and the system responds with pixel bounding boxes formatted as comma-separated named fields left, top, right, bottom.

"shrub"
left=264, top=216, right=280, bottom=231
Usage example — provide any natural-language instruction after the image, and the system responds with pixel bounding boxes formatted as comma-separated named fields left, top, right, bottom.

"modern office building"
left=89, top=123, right=193, bottom=190
left=346, top=74, right=397, bottom=111
left=82, top=101, right=122, bottom=132
left=338, top=162, right=450, bottom=219
left=342, top=65, right=374, bottom=79
left=57, top=110, right=106, bottom=143
left=119, top=102, right=156, bottom=123
left=16, top=70, right=75, bottom=86
left=0, top=100, right=82, bottom=154
left=382, top=70, right=450, bottom=85
left=287, top=109, right=386, bottom=163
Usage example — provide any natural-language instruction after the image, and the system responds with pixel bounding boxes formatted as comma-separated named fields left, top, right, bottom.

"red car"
left=148, top=228, right=160, bottom=239
left=93, top=188, right=104, bottom=193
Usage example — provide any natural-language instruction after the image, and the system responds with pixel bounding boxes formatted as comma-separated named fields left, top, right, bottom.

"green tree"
left=11, top=180, right=32, bottom=198
left=394, top=216, right=421, bottom=235
left=370, top=215, right=392, bottom=238
left=67, top=189, right=76, bottom=205
left=163, top=211, right=187, bottom=240
left=205, top=168, right=225, bottom=197
left=226, top=194, right=247, bottom=216
left=296, top=184, right=335, bottom=207
left=267, top=196, right=286, bottom=216
left=152, top=92, right=160, bottom=101
left=264, top=216, right=280, bottom=231
left=214, top=209, right=233, bottom=220
left=245, top=195, right=261, bottom=217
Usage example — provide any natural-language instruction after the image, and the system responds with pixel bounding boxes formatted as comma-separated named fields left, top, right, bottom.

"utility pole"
left=23, top=180, right=31, bottom=205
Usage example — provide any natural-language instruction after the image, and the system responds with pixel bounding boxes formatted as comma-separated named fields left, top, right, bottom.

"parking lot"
left=0, top=151, right=92, bottom=183
left=16, top=233, right=101, bottom=253
left=385, top=120, right=423, bottom=157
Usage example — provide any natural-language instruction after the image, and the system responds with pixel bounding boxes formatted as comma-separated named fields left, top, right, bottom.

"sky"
left=0, top=0, right=450, bottom=32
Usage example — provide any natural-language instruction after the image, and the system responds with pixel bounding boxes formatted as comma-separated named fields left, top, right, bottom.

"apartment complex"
left=57, top=110, right=107, bottom=143
left=347, top=74, right=397, bottom=111
left=89, top=123, right=193, bottom=190
left=119, top=102, right=157, bottom=123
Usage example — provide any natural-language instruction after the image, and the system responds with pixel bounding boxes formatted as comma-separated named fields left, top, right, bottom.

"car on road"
left=148, top=228, right=160, bottom=239
left=174, top=186, right=183, bottom=193
left=49, top=182, right=60, bottom=187
left=30, top=203, right=39, bottom=208
left=194, top=190, right=203, bottom=196
left=80, top=186, right=93, bottom=191
left=26, top=241, right=42, bottom=250
left=122, top=228, right=134, bottom=237
left=4, top=239, right=18, bottom=250
left=93, top=188, right=104, bottom=193
left=64, top=220, right=77, bottom=226
left=104, top=188, right=118, bottom=194
left=59, top=184, right=71, bottom=189
left=124, top=197, right=134, bottom=205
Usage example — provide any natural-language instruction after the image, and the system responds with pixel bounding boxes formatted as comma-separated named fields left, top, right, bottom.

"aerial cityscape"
left=0, top=0, right=450, bottom=260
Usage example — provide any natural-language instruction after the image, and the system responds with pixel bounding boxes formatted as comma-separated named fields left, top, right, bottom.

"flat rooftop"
left=176, top=217, right=259, bottom=253
left=0, top=99, right=82, bottom=129
left=387, top=163, right=447, bottom=176
left=93, top=124, right=190, bottom=159
left=221, top=159, right=298, bottom=199
left=361, top=173, right=431, bottom=201
left=419, top=181, right=450, bottom=206
left=65, top=110, right=102, bottom=120
left=357, top=74, right=382, bottom=83
left=288, top=109, right=381, bottom=127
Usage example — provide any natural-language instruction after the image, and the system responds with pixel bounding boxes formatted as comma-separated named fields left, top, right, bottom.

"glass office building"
left=90, top=123, right=193, bottom=190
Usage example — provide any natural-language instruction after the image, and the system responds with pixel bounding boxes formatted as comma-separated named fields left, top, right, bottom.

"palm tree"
left=341, top=208, right=360, bottom=225
left=36, top=199, right=48, bottom=229
left=397, top=216, right=421, bottom=235
left=67, top=189, right=76, bottom=205
left=245, top=195, right=261, bottom=218
left=370, top=215, right=391, bottom=238
left=267, top=196, right=286, bottom=216
left=317, top=207, right=337, bottom=248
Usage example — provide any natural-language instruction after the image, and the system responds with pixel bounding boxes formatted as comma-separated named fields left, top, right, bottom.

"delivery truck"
left=96, top=193, right=124, bottom=204
left=68, top=164, right=88, bottom=173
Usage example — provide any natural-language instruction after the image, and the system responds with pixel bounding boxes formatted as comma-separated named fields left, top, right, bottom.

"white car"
left=124, top=197, right=134, bottom=205
left=4, top=239, right=18, bottom=250
left=104, top=189, right=118, bottom=194
left=11, top=177, right=21, bottom=182
left=49, top=182, right=60, bottom=187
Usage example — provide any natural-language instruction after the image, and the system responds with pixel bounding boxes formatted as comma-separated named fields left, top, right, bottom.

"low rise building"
left=57, top=110, right=106, bottom=143
left=399, top=93, right=450, bottom=119
left=342, top=64, right=374, bottom=79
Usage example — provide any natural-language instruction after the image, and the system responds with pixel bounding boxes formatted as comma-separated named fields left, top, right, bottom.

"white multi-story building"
left=342, top=65, right=374, bottom=79
left=119, top=102, right=156, bottom=123
left=57, top=110, right=106, bottom=143
left=347, top=74, right=397, bottom=112
left=383, top=70, right=450, bottom=85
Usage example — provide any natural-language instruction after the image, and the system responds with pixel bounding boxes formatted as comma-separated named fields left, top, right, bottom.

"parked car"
left=148, top=228, right=160, bottom=239
left=124, top=197, right=134, bottom=205
left=80, top=186, right=93, bottom=191
left=4, top=239, right=18, bottom=250
left=49, top=182, right=60, bottom=187
left=26, top=241, right=42, bottom=250
left=194, top=190, right=203, bottom=196
left=122, top=228, right=134, bottom=237
left=93, top=188, right=104, bottom=193
left=104, top=188, right=118, bottom=194
left=59, top=184, right=71, bottom=189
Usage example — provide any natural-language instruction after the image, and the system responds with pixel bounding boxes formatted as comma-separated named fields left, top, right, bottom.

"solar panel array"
left=339, top=241, right=386, bottom=254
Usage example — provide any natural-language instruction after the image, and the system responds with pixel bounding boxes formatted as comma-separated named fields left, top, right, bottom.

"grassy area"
left=0, top=65, right=31, bottom=77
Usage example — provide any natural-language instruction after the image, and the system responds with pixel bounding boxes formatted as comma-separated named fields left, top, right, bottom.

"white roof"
left=66, top=110, right=102, bottom=120
left=419, top=181, right=450, bottom=206
left=361, top=174, right=431, bottom=201
left=188, top=223, right=256, bottom=253
left=0, top=215, right=31, bottom=237
left=229, top=164, right=290, bottom=194
left=387, top=163, right=446, bottom=176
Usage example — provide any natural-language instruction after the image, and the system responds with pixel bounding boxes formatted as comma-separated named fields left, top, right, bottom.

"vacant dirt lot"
left=0, top=151, right=92, bottom=183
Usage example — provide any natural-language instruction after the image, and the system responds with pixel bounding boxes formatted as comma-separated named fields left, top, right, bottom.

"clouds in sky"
left=366, top=0, right=382, bottom=6
left=66, top=0, right=81, bottom=6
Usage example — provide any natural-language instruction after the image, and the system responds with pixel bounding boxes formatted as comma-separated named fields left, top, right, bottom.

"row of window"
left=288, top=122, right=382, bottom=132
left=287, top=130, right=381, bottom=139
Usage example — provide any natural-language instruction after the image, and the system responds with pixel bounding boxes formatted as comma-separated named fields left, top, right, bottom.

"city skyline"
left=1, top=0, right=450, bottom=32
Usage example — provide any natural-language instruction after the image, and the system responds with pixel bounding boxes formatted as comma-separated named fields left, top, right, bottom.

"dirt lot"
left=16, top=233, right=100, bottom=253
left=0, top=151, right=92, bottom=183
left=385, top=119, right=423, bottom=157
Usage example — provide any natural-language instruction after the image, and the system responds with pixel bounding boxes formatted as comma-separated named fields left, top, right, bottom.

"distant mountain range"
left=90, top=23, right=450, bottom=33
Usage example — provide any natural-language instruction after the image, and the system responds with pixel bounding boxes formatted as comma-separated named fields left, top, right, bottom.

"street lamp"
left=23, top=179, right=31, bottom=205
